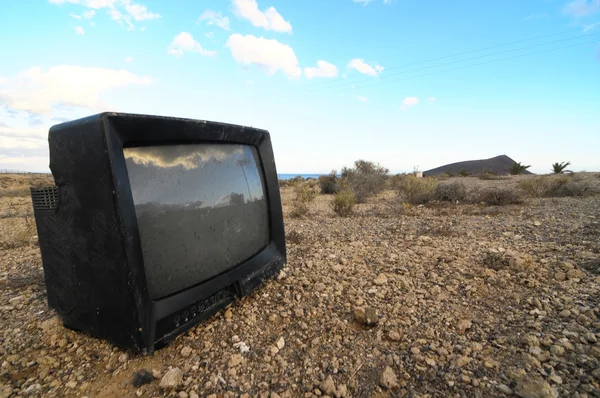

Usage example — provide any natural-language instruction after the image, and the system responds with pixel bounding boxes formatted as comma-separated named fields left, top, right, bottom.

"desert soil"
left=1, top=173, right=599, bottom=398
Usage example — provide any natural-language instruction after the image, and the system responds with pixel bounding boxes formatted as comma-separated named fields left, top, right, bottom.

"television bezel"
left=99, top=113, right=286, bottom=349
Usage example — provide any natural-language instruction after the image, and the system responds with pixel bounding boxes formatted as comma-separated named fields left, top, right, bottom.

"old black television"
left=30, top=112, right=286, bottom=353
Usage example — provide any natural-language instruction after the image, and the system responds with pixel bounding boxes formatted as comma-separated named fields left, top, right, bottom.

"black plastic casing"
left=31, top=112, right=286, bottom=354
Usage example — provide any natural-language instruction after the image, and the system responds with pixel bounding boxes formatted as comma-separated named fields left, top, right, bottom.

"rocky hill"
left=423, top=155, right=532, bottom=176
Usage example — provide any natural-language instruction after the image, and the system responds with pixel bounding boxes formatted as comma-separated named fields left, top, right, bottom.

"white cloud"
left=70, top=12, right=82, bottom=19
left=428, top=96, right=435, bottom=102
left=167, top=32, right=217, bottom=57
left=0, top=136, right=46, bottom=150
left=75, top=26, right=85, bottom=35
left=401, top=97, right=420, bottom=110
left=347, top=58, right=384, bottom=77
left=109, top=8, right=134, bottom=30
left=0, top=65, right=152, bottom=115
left=232, top=0, right=292, bottom=33
left=122, top=0, right=160, bottom=21
left=226, top=34, right=301, bottom=79
left=356, top=95, right=368, bottom=102
left=198, top=10, right=230, bottom=30
left=125, top=56, right=133, bottom=63
left=49, top=0, right=116, bottom=8
left=353, top=0, right=374, bottom=5
left=0, top=126, right=47, bottom=140
left=245, top=80, right=255, bottom=85
left=563, top=0, right=600, bottom=17
left=583, top=21, right=600, bottom=31
left=304, top=61, right=339, bottom=79
left=205, top=32, right=215, bottom=39
left=0, top=155, right=49, bottom=167
left=49, top=0, right=159, bottom=30
left=383, top=0, right=395, bottom=4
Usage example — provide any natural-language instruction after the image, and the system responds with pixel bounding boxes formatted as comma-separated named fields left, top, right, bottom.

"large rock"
left=160, top=368, right=183, bottom=389
left=354, top=307, right=379, bottom=326
left=380, top=366, right=398, bottom=390
left=515, top=376, right=558, bottom=398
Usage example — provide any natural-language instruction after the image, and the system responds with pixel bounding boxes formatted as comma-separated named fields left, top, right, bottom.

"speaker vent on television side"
left=31, top=186, right=60, bottom=214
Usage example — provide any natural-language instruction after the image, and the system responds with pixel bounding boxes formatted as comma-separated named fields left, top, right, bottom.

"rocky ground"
left=1, top=173, right=599, bottom=398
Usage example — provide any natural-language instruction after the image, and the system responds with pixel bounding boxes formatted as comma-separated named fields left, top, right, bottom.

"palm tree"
left=551, top=161, right=571, bottom=174
left=510, top=161, right=531, bottom=175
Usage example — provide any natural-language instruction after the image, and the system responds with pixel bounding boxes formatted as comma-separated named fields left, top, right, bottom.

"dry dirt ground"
left=1, top=173, right=599, bottom=398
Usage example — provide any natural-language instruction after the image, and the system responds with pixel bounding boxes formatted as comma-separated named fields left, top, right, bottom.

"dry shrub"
left=519, top=176, right=567, bottom=197
left=318, top=170, right=340, bottom=194
left=477, top=187, right=522, bottom=206
left=434, top=181, right=467, bottom=203
left=306, top=179, right=319, bottom=188
left=0, top=187, right=31, bottom=198
left=0, top=216, right=36, bottom=249
left=286, top=230, right=303, bottom=244
left=388, top=173, right=408, bottom=188
left=397, top=175, right=438, bottom=205
left=558, top=174, right=595, bottom=196
left=519, top=174, right=594, bottom=198
left=331, top=189, right=355, bottom=217
left=291, top=183, right=317, bottom=218
left=479, top=171, right=503, bottom=180
left=341, top=160, right=388, bottom=203
left=483, top=251, right=509, bottom=270
left=435, top=173, right=452, bottom=181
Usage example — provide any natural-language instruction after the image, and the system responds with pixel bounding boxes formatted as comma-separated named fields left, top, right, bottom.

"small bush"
left=519, top=177, right=563, bottom=197
left=341, top=160, right=389, bottom=203
left=479, top=171, right=502, bottom=180
left=558, top=175, right=593, bottom=197
left=397, top=175, right=438, bottom=205
left=0, top=187, right=31, bottom=198
left=318, top=170, right=340, bottom=194
left=0, top=216, right=36, bottom=250
left=388, top=173, right=407, bottom=188
left=458, top=169, right=470, bottom=177
left=478, top=187, right=522, bottom=206
left=291, top=184, right=317, bottom=218
left=286, top=230, right=303, bottom=244
left=331, top=189, right=355, bottom=217
left=289, top=176, right=304, bottom=185
left=483, top=251, right=509, bottom=270
left=519, top=175, right=593, bottom=198
left=435, top=181, right=467, bottom=202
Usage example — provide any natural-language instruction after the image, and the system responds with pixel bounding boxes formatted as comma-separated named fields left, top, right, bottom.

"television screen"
left=123, top=143, right=270, bottom=300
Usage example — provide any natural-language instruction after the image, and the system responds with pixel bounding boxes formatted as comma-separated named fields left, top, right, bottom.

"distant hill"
left=423, top=155, right=533, bottom=176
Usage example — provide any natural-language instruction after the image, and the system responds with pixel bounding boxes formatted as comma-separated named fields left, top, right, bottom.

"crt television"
left=30, top=112, right=286, bottom=353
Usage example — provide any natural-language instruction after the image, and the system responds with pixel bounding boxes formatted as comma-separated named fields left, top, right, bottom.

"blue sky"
left=0, top=0, right=599, bottom=174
